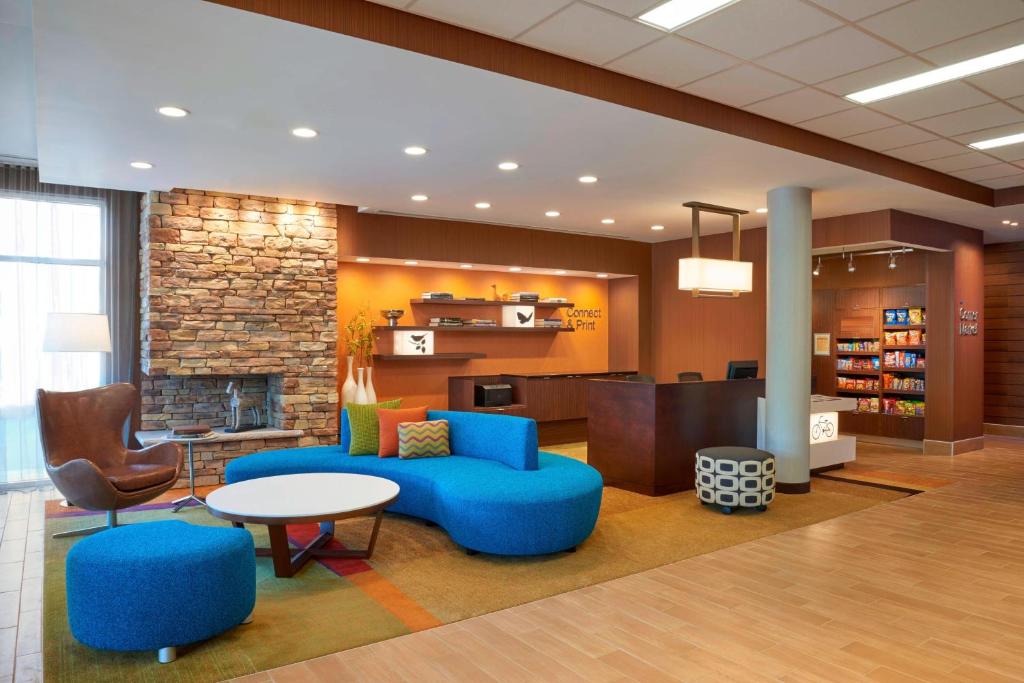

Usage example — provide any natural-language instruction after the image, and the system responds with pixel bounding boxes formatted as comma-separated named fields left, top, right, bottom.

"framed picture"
left=813, top=333, right=831, bottom=356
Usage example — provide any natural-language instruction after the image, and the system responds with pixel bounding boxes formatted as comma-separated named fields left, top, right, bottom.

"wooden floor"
left=235, top=438, right=1024, bottom=683
left=5, top=438, right=1024, bottom=682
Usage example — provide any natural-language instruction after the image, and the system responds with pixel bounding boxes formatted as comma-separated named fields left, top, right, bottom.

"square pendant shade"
left=43, top=313, right=112, bottom=352
left=678, top=257, right=753, bottom=294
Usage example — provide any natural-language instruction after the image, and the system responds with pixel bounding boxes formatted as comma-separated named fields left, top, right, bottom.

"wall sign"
left=809, top=412, right=838, bottom=445
left=565, top=307, right=602, bottom=332
left=958, top=303, right=979, bottom=336
left=813, top=333, right=831, bottom=356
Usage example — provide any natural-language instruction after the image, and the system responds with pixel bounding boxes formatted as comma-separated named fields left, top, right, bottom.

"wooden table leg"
left=253, top=512, right=388, bottom=577
left=267, top=524, right=296, bottom=578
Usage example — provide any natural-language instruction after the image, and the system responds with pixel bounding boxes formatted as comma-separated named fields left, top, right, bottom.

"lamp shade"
left=678, top=257, right=753, bottom=294
left=43, top=313, right=112, bottom=352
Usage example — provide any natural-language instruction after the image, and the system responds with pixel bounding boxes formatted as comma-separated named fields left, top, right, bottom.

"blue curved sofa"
left=225, top=410, right=603, bottom=556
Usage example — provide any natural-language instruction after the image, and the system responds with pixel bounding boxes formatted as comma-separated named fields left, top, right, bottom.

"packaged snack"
left=870, top=398, right=880, bottom=413
left=908, top=329, right=921, bottom=345
left=908, top=308, right=923, bottom=325
left=895, top=331, right=909, bottom=346
left=884, top=352, right=896, bottom=368
left=884, top=309, right=897, bottom=325
left=872, top=357, right=880, bottom=370
left=895, top=309, right=909, bottom=325
left=884, top=331, right=894, bottom=345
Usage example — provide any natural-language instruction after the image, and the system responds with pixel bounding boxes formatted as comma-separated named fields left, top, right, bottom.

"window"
left=0, top=194, right=106, bottom=485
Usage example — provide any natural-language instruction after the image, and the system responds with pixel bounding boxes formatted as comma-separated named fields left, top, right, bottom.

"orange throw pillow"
left=378, top=406, right=428, bottom=457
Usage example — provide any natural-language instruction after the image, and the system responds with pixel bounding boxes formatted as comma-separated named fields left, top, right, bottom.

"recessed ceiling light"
left=1013, top=222, right=1020, bottom=227
left=638, top=0, right=739, bottom=31
left=846, top=42, right=1024, bottom=104
left=601, top=218, right=615, bottom=225
left=651, top=224, right=665, bottom=231
left=157, top=106, right=189, bottom=118
left=356, top=257, right=370, bottom=263
left=755, top=207, right=768, bottom=214
left=969, top=131, right=1024, bottom=150
left=545, top=210, right=560, bottom=217
left=475, top=202, right=491, bottom=209
left=596, top=273, right=609, bottom=279
left=404, top=260, right=419, bottom=265
left=130, top=161, right=153, bottom=169
left=578, top=175, right=598, bottom=184
left=509, top=267, right=522, bottom=272
left=460, top=264, right=473, bottom=269
left=404, top=146, right=427, bottom=156
left=555, top=270, right=567, bottom=275
left=411, top=194, right=429, bottom=202
left=498, top=161, right=519, bottom=171
left=291, top=127, right=318, bottom=138
left=1003, top=220, right=1013, bottom=225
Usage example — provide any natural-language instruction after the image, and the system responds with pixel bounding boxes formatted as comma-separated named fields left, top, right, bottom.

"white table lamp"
left=43, top=313, right=112, bottom=353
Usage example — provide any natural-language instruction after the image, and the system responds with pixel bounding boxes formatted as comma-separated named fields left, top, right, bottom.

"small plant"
left=343, top=305, right=375, bottom=366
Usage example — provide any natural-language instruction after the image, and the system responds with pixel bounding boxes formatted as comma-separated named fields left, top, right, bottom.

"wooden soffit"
left=206, top=0, right=1022, bottom=208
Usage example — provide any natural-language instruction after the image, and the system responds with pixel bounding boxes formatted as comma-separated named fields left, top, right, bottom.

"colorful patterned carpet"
left=44, top=449, right=906, bottom=682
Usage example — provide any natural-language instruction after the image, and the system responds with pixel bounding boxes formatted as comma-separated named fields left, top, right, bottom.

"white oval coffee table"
left=206, top=473, right=400, bottom=578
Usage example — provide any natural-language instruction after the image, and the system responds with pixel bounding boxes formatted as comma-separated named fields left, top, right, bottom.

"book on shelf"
left=421, top=292, right=454, bottom=300
left=465, top=319, right=497, bottom=327
left=540, top=318, right=563, bottom=328
left=540, top=297, right=567, bottom=303
left=429, top=316, right=464, bottom=327
left=509, top=292, right=540, bottom=302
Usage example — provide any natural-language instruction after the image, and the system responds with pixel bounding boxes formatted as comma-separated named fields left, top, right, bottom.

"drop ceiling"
left=381, top=0, right=1024, bottom=190
left=25, top=0, right=1024, bottom=244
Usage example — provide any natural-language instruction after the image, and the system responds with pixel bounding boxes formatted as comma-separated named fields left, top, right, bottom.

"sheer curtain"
left=0, top=165, right=141, bottom=486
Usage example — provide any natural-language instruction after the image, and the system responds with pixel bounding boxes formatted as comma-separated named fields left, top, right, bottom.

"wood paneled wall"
left=984, top=241, right=1024, bottom=427
left=651, top=228, right=767, bottom=382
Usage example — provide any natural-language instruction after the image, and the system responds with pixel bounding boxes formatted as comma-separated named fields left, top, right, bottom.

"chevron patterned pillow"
left=397, top=419, right=451, bottom=459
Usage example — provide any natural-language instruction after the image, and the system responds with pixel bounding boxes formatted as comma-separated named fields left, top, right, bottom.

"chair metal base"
left=158, top=646, right=177, bottom=664
left=52, top=510, right=123, bottom=539
left=170, top=494, right=206, bottom=513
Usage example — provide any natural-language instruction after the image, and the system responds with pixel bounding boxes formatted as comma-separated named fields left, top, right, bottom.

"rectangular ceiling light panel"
left=638, top=0, right=740, bottom=32
left=846, top=43, right=1024, bottom=104
left=969, top=131, right=1024, bottom=150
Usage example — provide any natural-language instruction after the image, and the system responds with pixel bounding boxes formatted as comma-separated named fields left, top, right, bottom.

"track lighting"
left=813, top=257, right=821, bottom=277
left=888, top=250, right=897, bottom=270
left=847, top=253, right=856, bottom=273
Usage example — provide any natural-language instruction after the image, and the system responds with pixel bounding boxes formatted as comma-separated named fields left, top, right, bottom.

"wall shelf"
left=883, top=345, right=926, bottom=350
left=883, top=324, right=926, bottom=331
left=374, top=325, right=573, bottom=333
left=883, top=366, right=925, bottom=373
left=836, top=388, right=880, bottom=396
left=882, top=389, right=925, bottom=396
left=835, top=350, right=879, bottom=356
left=411, top=299, right=574, bottom=308
left=373, top=353, right=486, bottom=361
left=837, top=369, right=880, bottom=376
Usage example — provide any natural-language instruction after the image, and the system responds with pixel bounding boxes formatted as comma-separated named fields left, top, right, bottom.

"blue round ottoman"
left=66, top=520, right=255, bottom=663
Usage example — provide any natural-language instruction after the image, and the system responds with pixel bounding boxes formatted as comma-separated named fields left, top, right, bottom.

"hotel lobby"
left=2, top=0, right=1024, bottom=680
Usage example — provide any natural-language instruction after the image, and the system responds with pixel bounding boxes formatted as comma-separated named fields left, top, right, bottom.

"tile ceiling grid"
left=385, top=0, right=1024, bottom=188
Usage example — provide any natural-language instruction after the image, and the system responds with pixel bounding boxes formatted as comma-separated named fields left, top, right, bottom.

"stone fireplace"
left=139, top=188, right=339, bottom=485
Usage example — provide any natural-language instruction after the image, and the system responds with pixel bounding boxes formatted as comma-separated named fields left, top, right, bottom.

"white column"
left=766, top=186, right=812, bottom=493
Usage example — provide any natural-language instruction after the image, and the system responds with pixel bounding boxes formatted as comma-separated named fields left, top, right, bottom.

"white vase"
left=355, top=367, right=369, bottom=404
left=341, top=356, right=358, bottom=406
left=365, top=367, right=377, bottom=403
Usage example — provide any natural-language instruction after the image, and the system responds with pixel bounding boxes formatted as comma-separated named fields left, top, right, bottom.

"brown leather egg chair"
left=37, top=383, right=183, bottom=538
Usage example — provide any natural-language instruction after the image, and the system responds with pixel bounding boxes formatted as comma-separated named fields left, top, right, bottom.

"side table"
left=163, top=433, right=219, bottom=512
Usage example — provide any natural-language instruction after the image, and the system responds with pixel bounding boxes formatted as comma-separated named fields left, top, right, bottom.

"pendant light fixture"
left=813, top=257, right=822, bottom=277
left=888, top=250, right=898, bottom=270
left=847, top=253, right=856, bottom=273
left=677, top=201, right=753, bottom=297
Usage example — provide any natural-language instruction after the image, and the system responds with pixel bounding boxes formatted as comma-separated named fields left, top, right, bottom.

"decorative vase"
left=355, top=367, right=369, bottom=404
left=341, top=356, right=358, bottom=406
left=365, top=367, right=377, bottom=403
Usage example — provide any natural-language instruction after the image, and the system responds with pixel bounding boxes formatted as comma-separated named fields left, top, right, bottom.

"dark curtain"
left=1, top=164, right=143, bottom=442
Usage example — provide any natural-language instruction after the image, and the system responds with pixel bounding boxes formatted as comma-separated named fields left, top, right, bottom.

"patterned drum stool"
left=695, top=446, right=775, bottom=514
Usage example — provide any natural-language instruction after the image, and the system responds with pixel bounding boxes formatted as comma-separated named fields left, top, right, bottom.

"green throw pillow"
left=398, top=420, right=451, bottom=459
left=347, top=399, right=401, bottom=455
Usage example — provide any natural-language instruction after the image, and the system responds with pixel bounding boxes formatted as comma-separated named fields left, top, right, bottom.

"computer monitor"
left=726, top=360, right=758, bottom=380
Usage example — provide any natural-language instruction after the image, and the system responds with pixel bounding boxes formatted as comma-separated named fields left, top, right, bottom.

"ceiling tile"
left=807, top=0, right=907, bottom=21
left=1011, top=97, right=1024, bottom=109
left=681, top=64, right=802, bottom=107
left=606, top=35, right=737, bottom=88
left=758, top=27, right=903, bottom=84
left=518, top=3, right=661, bottom=65
left=885, top=138, right=968, bottom=162
left=858, top=0, right=1024, bottom=52
left=676, top=0, right=841, bottom=59
left=915, top=103, right=1024, bottom=137
left=585, top=0, right=662, bottom=17
left=868, top=81, right=994, bottom=121
left=969, top=62, right=1024, bottom=101
left=952, top=122, right=1024, bottom=145
left=984, top=173, right=1024, bottom=189
left=983, top=142, right=1024, bottom=164
left=745, top=88, right=853, bottom=124
left=918, top=19, right=1024, bottom=66
left=798, top=107, right=900, bottom=138
left=918, top=151, right=1002, bottom=172
left=951, top=163, right=1024, bottom=182
left=816, top=56, right=931, bottom=97
left=843, top=124, right=937, bottom=151
left=406, top=0, right=572, bottom=39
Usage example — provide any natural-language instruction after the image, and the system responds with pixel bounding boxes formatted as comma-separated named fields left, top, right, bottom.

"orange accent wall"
left=338, top=263, right=611, bottom=408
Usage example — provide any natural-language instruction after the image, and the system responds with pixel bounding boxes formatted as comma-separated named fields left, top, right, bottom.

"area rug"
left=44, top=446, right=906, bottom=682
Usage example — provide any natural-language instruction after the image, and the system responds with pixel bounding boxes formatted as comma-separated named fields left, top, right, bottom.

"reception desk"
left=587, top=378, right=765, bottom=496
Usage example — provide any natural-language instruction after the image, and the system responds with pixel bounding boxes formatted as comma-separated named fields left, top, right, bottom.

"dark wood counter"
left=588, top=378, right=765, bottom=496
